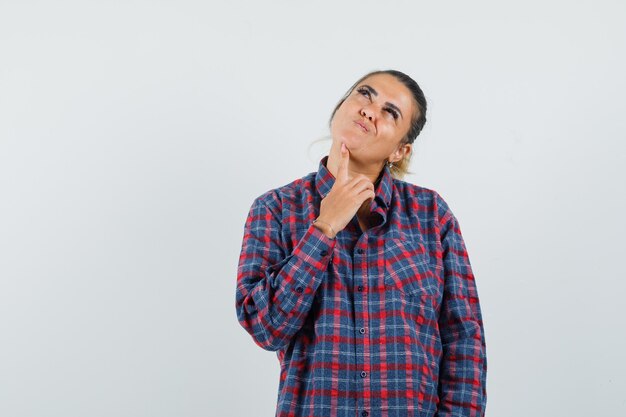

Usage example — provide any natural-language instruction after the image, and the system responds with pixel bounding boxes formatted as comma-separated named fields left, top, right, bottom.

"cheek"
left=330, top=107, right=351, bottom=129
left=329, top=115, right=342, bottom=133
left=391, top=119, right=411, bottom=140
left=329, top=115, right=349, bottom=140
left=380, top=123, right=403, bottom=141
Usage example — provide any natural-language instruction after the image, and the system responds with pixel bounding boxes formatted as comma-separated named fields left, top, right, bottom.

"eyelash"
left=356, top=87, right=399, bottom=120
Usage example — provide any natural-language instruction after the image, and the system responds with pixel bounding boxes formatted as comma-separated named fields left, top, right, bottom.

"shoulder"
left=392, top=178, right=457, bottom=226
left=250, top=171, right=317, bottom=215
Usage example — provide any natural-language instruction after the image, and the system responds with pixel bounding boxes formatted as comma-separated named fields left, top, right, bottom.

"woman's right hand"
left=315, top=142, right=376, bottom=238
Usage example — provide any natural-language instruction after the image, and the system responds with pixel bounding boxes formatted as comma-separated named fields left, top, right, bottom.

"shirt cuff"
left=279, top=222, right=336, bottom=298
left=292, top=222, right=336, bottom=270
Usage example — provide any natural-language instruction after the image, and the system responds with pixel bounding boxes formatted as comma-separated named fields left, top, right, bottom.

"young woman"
left=236, top=70, right=487, bottom=417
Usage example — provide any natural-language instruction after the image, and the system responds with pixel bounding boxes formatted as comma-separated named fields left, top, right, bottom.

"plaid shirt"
left=236, top=155, right=487, bottom=417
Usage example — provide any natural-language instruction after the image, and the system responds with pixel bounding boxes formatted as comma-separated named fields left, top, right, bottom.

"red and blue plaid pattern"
left=236, top=155, right=487, bottom=417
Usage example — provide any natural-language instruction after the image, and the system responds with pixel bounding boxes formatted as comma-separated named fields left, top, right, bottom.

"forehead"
left=356, top=73, right=416, bottom=116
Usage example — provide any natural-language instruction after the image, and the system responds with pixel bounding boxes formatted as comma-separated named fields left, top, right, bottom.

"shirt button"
left=360, top=371, right=367, bottom=378
left=362, top=412, right=369, bottom=417
left=357, top=285, right=363, bottom=292
left=357, top=248, right=364, bottom=254
left=295, top=286, right=303, bottom=293
left=320, top=249, right=328, bottom=257
left=359, top=327, right=365, bottom=334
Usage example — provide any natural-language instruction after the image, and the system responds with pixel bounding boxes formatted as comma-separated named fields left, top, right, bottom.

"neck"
left=326, top=141, right=384, bottom=185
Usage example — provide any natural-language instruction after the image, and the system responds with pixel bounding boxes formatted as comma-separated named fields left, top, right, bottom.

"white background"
left=1, top=1, right=625, bottom=416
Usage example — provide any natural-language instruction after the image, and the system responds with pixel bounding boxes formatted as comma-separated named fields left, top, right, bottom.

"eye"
left=385, top=107, right=399, bottom=120
left=356, top=87, right=371, bottom=99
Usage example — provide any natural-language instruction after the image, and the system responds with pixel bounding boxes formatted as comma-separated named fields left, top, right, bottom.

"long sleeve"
left=235, top=196, right=336, bottom=352
left=435, top=195, right=487, bottom=417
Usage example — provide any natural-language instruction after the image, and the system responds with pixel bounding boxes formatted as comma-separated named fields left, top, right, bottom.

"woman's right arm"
left=235, top=196, right=336, bottom=352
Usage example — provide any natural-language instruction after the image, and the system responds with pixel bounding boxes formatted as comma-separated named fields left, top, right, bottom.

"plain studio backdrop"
left=1, top=1, right=625, bottom=416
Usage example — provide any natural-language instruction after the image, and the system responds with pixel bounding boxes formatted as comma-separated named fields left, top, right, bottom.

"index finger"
left=337, top=142, right=350, bottom=182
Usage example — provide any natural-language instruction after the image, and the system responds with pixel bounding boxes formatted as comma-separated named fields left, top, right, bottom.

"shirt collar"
left=314, top=155, right=393, bottom=216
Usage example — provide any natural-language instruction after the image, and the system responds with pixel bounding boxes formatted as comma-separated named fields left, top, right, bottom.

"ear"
left=389, top=142, right=412, bottom=164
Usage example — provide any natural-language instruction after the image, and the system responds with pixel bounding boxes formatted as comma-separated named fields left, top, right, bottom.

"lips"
left=354, top=120, right=369, bottom=133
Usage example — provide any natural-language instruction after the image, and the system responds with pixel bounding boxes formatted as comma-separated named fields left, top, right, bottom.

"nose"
left=360, top=107, right=374, bottom=122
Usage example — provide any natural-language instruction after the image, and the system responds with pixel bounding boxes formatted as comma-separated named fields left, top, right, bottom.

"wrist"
left=312, top=218, right=336, bottom=239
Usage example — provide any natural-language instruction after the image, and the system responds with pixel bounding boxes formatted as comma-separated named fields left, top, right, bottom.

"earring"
left=386, top=160, right=394, bottom=168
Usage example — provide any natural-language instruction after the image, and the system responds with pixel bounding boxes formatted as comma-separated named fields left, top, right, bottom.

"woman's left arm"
left=435, top=193, right=487, bottom=417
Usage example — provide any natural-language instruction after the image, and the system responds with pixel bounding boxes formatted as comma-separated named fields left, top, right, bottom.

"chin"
left=334, top=131, right=364, bottom=148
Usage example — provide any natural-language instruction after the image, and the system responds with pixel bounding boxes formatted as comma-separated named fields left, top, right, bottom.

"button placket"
left=353, top=241, right=371, bottom=413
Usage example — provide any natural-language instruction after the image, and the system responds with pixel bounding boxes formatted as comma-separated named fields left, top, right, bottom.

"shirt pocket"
left=383, top=237, right=439, bottom=299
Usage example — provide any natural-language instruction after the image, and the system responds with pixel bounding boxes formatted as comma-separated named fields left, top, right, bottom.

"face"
left=330, top=73, right=416, bottom=167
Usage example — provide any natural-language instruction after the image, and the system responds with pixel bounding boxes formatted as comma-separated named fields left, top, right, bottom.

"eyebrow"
left=359, top=84, right=404, bottom=119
